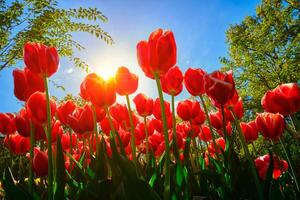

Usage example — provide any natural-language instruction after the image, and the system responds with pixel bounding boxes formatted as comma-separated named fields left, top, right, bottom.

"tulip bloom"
left=68, top=104, right=94, bottom=134
left=4, top=134, right=30, bottom=155
left=133, top=93, right=153, bottom=117
left=208, top=137, right=225, bottom=154
left=57, top=100, right=76, bottom=125
left=176, top=100, right=201, bottom=121
left=13, top=67, right=45, bottom=101
left=137, top=29, right=177, bottom=79
left=240, top=121, right=258, bottom=143
left=255, top=154, right=288, bottom=180
left=184, top=68, right=206, bottom=96
left=255, top=112, right=285, bottom=141
left=80, top=73, right=116, bottom=107
left=26, top=92, right=56, bottom=126
left=153, top=98, right=171, bottom=120
left=199, top=125, right=212, bottom=142
left=0, top=113, right=16, bottom=135
left=99, top=117, right=119, bottom=135
left=23, top=42, right=59, bottom=77
left=161, top=66, right=183, bottom=96
left=209, top=111, right=223, bottom=130
left=15, top=109, right=46, bottom=140
left=33, top=148, right=48, bottom=177
left=261, top=83, right=300, bottom=116
left=115, top=66, right=138, bottom=95
left=109, top=103, right=139, bottom=131
left=205, top=70, right=235, bottom=106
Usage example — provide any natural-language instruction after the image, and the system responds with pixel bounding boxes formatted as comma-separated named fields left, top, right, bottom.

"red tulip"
left=255, top=154, right=288, bottom=180
left=4, top=134, right=30, bottom=155
left=133, top=93, right=153, bottom=117
left=50, top=120, right=64, bottom=143
left=184, top=68, right=206, bottom=96
left=15, top=109, right=46, bottom=140
left=168, top=130, right=184, bottom=149
left=68, top=104, right=94, bottom=134
left=153, top=98, right=171, bottom=120
left=255, top=112, right=285, bottom=141
left=205, top=70, right=235, bottom=106
left=80, top=73, right=116, bottom=107
left=57, top=100, right=76, bottom=125
left=99, top=117, right=119, bottom=135
left=176, top=100, right=201, bottom=121
left=109, top=103, right=138, bottom=131
left=231, top=97, right=244, bottom=119
left=95, top=106, right=106, bottom=122
left=61, top=133, right=77, bottom=150
left=209, top=111, right=223, bottom=130
left=23, top=42, right=59, bottom=77
left=208, top=137, right=225, bottom=154
left=0, top=113, right=16, bottom=135
left=192, top=111, right=206, bottom=125
left=262, top=83, right=300, bottom=116
left=13, top=67, right=45, bottom=101
left=137, top=29, right=177, bottom=79
left=176, top=121, right=199, bottom=138
left=151, top=117, right=173, bottom=132
left=217, top=122, right=232, bottom=137
left=149, top=131, right=164, bottom=151
left=199, top=125, right=212, bottom=142
left=26, top=92, right=56, bottom=126
left=115, top=66, right=138, bottom=95
left=33, top=148, right=48, bottom=177
left=240, top=121, right=258, bottom=143
left=161, top=66, right=183, bottom=96
left=134, top=122, right=146, bottom=143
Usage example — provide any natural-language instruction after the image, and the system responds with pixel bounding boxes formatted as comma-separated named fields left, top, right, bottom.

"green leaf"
left=54, top=135, right=66, bottom=200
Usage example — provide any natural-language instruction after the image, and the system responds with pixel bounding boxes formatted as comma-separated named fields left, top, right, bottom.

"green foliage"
left=0, top=0, right=113, bottom=72
left=221, top=0, right=300, bottom=115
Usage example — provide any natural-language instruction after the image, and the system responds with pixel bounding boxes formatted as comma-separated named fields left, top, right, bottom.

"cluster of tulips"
left=0, top=28, right=300, bottom=199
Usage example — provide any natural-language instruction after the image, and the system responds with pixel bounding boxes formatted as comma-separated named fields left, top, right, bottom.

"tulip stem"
left=104, top=105, right=116, bottom=135
left=171, top=95, right=180, bottom=161
left=251, top=142, right=257, bottom=157
left=198, top=95, right=219, bottom=159
left=125, top=94, right=137, bottom=166
left=230, top=108, right=263, bottom=200
left=279, top=138, right=299, bottom=191
left=44, top=77, right=53, bottom=200
left=29, top=121, right=35, bottom=194
left=92, top=105, right=99, bottom=155
left=143, top=117, right=150, bottom=164
left=154, top=73, right=170, bottom=200
left=221, top=106, right=228, bottom=139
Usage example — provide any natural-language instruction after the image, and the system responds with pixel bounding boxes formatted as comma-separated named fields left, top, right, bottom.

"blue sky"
left=0, top=0, right=260, bottom=113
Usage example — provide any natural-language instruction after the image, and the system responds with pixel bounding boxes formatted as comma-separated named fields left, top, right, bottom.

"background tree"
left=221, top=0, right=300, bottom=114
left=0, top=0, right=113, bottom=72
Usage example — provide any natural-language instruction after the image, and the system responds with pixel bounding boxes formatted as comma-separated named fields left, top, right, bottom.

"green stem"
left=199, top=95, right=219, bottom=158
left=29, top=121, right=35, bottom=193
left=143, top=117, right=150, bottom=164
left=104, top=106, right=116, bottom=136
left=154, top=73, right=170, bottom=200
left=171, top=95, right=179, bottom=160
left=221, top=106, right=228, bottom=139
left=125, top=94, right=137, bottom=165
left=251, top=142, right=257, bottom=157
left=230, top=108, right=263, bottom=200
left=92, top=105, right=99, bottom=155
left=291, top=115, right=300, bottom=132
left=279, top=138, right=299, bottom=191
left=44, top=77, right=53, bottom=200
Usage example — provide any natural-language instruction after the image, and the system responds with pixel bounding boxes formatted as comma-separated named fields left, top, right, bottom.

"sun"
left=94, top=66, right=116, bottom=81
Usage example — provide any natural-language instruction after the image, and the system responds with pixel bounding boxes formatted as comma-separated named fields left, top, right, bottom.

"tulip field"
left=0, top=28, right=300, bottom=200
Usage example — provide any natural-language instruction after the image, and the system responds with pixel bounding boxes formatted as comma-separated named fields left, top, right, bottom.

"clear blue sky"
left=0, top=0, right=260, bottom=113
